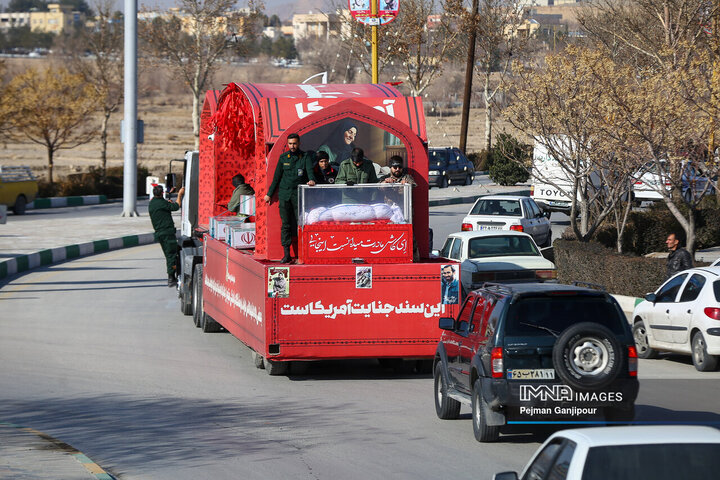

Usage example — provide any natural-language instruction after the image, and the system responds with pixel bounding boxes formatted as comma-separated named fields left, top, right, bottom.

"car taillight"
left=462, top=223, right=473, bottom=231
left=628, top=346, right=638, bottom=377
left=705, top=307, right=720, bottom=320
left=491, top=348, right=504, bottom=378
left=634, top=181, right=643, bottom=185
left=536, top=270, right=557, bottom=280
left=509, top=225, right=524, bottom=232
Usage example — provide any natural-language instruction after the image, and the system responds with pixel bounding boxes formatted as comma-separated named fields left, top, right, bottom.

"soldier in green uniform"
left=149, top=185, right=185, bottom=287
left=263, top=133, right=316, bottom=263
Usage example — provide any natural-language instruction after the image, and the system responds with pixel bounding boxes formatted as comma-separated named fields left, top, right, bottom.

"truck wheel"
left=12, top=195, right=27, bottom=215
left=434, top=362, right=460, bottom=419
left=464, top=174, right=473, bottom=186
left=192, top=265, right=203, bottom=328
left=440, top=176, right=448, bottom=188
left=633, top=320, right=658, bottom=359
left=179, top=272, right=193, bottom=316
left=692, top=332, right=719, bottom=372
left=263, top=358, right=289, bottom=376
left=552, top=322, right=623, bottom=391
left=201, top=311, right=222, bottom=333
left=251, top=351, right=265, bottom=369
left=472, top=379, right=499, bottom=442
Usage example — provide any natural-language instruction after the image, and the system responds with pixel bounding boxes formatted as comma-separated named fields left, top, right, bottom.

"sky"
left=0, top=0, right=334, bottom=21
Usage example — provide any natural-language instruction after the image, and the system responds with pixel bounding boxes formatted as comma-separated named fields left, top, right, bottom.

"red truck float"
left=176, top=83, right=460, bottom=375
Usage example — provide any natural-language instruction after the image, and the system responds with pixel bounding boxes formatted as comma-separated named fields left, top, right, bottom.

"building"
left=29, top=3, right=85, bottom=34
left=292, top=10, right=349, bottom=41
left=0, top=12, right=31, bottom=32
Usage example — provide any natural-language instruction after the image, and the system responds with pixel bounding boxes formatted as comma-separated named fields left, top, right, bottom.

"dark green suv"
left=433, top=283, right=639, bottom=442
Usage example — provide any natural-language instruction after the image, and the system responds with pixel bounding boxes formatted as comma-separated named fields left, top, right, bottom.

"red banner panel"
left=299, top=224, right=413, bottom=264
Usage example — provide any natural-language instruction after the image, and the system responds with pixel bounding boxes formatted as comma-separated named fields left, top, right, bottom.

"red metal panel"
left=268, top=261, right=457, bottom=360
left=202, top=237, right=459, bottom=361
left=299, top=224, right=412, bottom=264
left=261, top=97, right=427, bottom=143
left=202, top=236, right=268, bottom=355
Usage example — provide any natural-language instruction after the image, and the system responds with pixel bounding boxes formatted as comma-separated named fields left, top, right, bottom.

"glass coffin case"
left=298, top=184, right=413, bottom=264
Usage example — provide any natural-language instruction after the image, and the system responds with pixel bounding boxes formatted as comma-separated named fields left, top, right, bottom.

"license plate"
left=478, top=225, right=501, bottom=230
left=548, top=201, right=567, bottom=207
left=507, top=369, right=555, bottom=380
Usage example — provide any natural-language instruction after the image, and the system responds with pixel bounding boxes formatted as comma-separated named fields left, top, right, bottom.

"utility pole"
left=459, top=0, right=479, bottom=154
left=371, top=0, right=379, bottom=83
left=121, top=0, right=138, bottom=217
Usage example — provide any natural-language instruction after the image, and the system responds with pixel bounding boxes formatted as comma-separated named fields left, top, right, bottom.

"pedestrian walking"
left=149, top=185, right=185, bottom=287
left=263, top=133, right=316, bottom=263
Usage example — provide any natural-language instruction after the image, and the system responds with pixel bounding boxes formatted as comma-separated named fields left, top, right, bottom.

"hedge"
left=554, top=239, right=667, bottom=298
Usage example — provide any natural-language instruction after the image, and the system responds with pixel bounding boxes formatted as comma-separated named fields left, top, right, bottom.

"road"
left=1, top=206, right=719, bottom=479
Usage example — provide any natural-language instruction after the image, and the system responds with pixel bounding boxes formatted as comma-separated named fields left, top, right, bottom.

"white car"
left=493, top=425, right=720, bottom=480
left=437, top=231, right=556, bottom=295
left=461, top=195, right=552, bottom=247
left=631, top=161, right=668, bottom=202
left=632, top=266, right=720, bottom=371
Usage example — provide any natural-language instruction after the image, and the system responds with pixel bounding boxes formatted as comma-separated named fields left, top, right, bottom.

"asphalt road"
left=1, top=206, right=719, bottom=479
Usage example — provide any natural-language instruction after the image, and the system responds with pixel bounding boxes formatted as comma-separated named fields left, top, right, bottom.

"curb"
left=0, top=421, right=116, bottom=479
left=28, top=195, right=108, bottom=210
left=0, top=233, right=155, bottom=280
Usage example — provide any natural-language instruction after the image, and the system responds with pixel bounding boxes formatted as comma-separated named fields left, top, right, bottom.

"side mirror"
left=431, top=249, right=440, bottom=256
left=493, top=473, right=519, bottom=480
left=644, top=293, right=657, bottom=303
left=165, top=173, right=176, bottom=191
left=543, top=210, right=551, bottom=219
left=438, top=317, right=455, bottom=330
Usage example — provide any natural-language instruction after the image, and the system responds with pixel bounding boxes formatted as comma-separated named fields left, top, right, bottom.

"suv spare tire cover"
left=552, top=322, right=624, bottom=391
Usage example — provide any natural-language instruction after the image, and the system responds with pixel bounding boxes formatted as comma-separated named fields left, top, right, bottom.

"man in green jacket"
left=263, top=133, right=316, bottom=263
left=149, top=185, right=185, bottom=287
left=335, top=147, right=378, bottom=185
left=227, top=173, right=255, bottom=213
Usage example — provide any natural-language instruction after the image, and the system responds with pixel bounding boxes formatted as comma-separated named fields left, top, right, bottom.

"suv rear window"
left=505, top=296, right=624, bottom=336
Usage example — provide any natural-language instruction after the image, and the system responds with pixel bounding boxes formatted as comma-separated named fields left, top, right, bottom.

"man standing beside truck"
left=263, top=133, right=316, bottom=264
left=149, top=185, right=185, bottom=287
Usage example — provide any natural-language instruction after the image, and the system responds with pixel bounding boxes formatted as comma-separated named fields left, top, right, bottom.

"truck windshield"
left=505, top=296, right=624, bottom=336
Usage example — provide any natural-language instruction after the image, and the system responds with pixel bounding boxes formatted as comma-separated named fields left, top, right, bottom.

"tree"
left=340, top=0, right=460, bottom=95
left=448, top=0, right=529, bottom=151
left=5, top=67, right=100, bottom=184
left=577, top=0, right=720, bottom=253
left=487, top=133, right=530, bottom=186
left=0, top=61, right=11, bottom=140
left=56, top=0, right=123, bottom=178
left=139, top=0, right=262, bottom=148
left=7, top=0, right=46, bottom=12
left=506, top=46, right=638, bottom=243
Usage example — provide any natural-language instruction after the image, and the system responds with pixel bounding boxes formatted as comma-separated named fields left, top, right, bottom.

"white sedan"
left=437, top=231, right=556, bottom=295
left=461, top=195, right=553, bottom=247
left=493, top=425, right=720, bottom=480
left=632, top=266, right=720, bottom=371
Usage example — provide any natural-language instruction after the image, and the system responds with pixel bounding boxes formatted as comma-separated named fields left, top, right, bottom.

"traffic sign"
left=349, top=0, right=399, bottom=26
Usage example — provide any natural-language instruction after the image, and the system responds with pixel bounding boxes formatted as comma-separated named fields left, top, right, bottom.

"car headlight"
left=429, top=170, right=439, bottom=175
